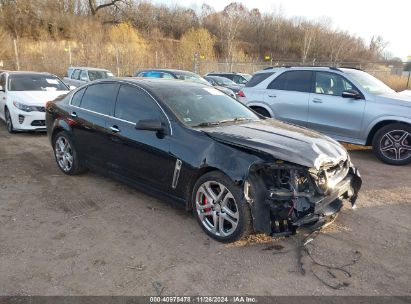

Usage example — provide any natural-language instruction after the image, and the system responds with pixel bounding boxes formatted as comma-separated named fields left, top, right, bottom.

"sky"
left=153, top=0, right=411, bottom=61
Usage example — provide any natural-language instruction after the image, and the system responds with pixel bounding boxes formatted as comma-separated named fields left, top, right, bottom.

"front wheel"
left=372, top=123, right=411, bottom=165
left=53, top=131, right=86, bottom=175
left=5, top=108, right=15, bottom=134
left=192, top=171, right=252, bottom=243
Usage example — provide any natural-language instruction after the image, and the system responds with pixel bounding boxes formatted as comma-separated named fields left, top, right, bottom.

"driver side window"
left=114, top=85, right=164, bottom=123
left=315, top=72, right=354, bottom=97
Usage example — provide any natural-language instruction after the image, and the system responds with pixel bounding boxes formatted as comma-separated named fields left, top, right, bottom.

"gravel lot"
left=0, top=122, right=410, bottom=296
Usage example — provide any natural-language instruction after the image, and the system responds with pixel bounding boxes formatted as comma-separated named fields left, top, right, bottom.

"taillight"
left=238, top=90, right=245, bottom=98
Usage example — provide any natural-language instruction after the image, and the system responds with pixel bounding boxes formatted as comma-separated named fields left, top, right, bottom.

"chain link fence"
left=1, top=54, right=410, bottom=91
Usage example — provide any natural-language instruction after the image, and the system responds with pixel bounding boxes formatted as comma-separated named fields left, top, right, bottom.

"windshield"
left=88, top=70, right=114, bottom=81
left=343, top=69, right=395, bottom=95
left=157, top=85, right=259, bottom=127
left=8, top=74, right=68, bottom=91
left=210, top=76, right=236, bottom=86
left=174, top=72, right=210, bottom=85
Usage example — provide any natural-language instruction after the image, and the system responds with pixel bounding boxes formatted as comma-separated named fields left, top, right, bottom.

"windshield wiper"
left=218, top=117, right=253, bottom=124
left=192, top=121, right=221, bottom=127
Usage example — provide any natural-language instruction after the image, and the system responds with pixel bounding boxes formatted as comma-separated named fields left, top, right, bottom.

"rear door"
left=307, top=71, right=366, bottom=140
left=105, top=84, right=175, bottom=192
left=69, top=82, right=118, bottom=169
left=264, top=70, right=312, bottom=127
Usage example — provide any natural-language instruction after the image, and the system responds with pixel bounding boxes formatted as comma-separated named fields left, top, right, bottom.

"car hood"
left=376, top=92, right=411, bottom=107
left=8, top=91, right=69, bottom=106
left=202, top=119, right=348, bottom=170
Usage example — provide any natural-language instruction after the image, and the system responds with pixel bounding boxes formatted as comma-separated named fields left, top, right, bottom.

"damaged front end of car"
left=244, top=158, right=362, bottom=236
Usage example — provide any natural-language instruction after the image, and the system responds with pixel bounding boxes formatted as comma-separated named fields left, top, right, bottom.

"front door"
left=307, top=71, right=366, bottom=140
left=105, top=84, right=175, bottom=192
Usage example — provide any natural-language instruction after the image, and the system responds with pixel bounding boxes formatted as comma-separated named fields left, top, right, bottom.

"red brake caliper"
left=202, top=195, right=211, bottom=213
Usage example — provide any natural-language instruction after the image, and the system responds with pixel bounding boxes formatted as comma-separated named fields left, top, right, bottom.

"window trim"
left=113, top=83, right=170, bottom=128
left=69, top=80, right=173, bottom=135
left=313, top=71, right=364, bottom=99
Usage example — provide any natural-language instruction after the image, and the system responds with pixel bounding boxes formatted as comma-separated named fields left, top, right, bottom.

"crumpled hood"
left=203, top=119, right=348, bottom=170
left=8, top=91, right=69, bottom=106
left=376, top=92, right=411, bottom=108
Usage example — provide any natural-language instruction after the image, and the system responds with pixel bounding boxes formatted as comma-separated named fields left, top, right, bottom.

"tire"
left=252, top=107, right=271, bottom=118
left=372, top=123, right=411, bottom=165
left=192, top=171, right=252, bottom=243
left=5, top=108, right=15, bottom=134
left=53, top=131, right=86, bottom=175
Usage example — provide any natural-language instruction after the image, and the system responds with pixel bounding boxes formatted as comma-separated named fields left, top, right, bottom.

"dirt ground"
left=0, top=122, right=410, bottom=296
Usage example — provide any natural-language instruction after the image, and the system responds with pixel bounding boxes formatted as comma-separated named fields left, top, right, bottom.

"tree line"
left=0, top=0, right=398, bottom=76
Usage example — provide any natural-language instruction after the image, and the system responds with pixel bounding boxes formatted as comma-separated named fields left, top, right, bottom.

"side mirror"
left=69, top=85, right=76, bottom=90
left=342, top=89, right=362, bottom=99
left=135, top=119, right=164, bottom=132
left=80, top=77, right=88, bottom=82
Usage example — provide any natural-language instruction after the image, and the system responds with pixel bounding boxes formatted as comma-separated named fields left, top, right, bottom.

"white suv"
left=240, top=67, right=411, bottom=165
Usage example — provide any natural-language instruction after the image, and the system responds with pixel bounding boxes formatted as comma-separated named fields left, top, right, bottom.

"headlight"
left=13, top=101, right=37, bottom=112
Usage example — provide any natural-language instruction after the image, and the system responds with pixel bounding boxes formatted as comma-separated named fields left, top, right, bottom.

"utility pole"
left=13, top=39, right=20, bottom=71
left=68, top=44, right=72, bottom=66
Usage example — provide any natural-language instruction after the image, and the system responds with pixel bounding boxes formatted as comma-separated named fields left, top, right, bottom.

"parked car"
left=0, top=71, right=70, bottom=133
left=240, top=66, right=411, bottom=165
left=64, top=67, right=114, bottom=88
left=46, top=78, right=361, bottom=242
left=399, top=90, right=411, bottom=97
left=204, top=72, right=251, bottom=85
left=204, top=75, right=242, bottom=98
left=135, top=69, right=236, bottom=98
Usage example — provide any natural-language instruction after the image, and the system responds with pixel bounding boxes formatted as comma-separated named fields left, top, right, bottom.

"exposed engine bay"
left=245, top=159, right=362, bottom=236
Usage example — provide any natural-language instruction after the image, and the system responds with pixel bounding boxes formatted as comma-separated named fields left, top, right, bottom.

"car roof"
left=137, top=69, right=198, bottom=76
left=5, top=71, right=56, bottom=76
left=97, top=77, right=208, bottom=91
left=68, top=67, right=110, bottom=72
left=206, top=71, right=250, bottom=76
left=253, top=66, right=357, bottom=74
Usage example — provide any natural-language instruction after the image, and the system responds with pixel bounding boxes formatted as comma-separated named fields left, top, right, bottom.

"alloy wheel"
left=195, top=181, right=239, bottom=237
left=380, top=130, right=411, bottom=162
left=55, top=136, right=74, bottom=172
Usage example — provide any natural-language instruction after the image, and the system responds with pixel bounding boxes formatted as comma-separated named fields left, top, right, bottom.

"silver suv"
left=241, top=67, right=411, bottom=165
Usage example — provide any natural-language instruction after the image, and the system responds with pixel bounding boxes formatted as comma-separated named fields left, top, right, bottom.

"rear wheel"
left=251, top=107, right=271, bottom=118
left=53, top=131, right=86, bottom=175
left=5, top=108, right=15, bottom=134
left=372, top=123, right=411, bottom=165
left=192, top=171, right=252, bottom=243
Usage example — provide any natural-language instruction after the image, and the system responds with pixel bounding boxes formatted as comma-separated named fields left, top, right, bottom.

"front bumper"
left=249, top=166, right=362, bottom=236
left=293, top=167, right=362, bottom=227
left=9, top=108, right=46, bottom=131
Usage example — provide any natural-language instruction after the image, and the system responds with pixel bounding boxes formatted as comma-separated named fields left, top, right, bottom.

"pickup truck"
left=63, top=67, right=114, bottom=88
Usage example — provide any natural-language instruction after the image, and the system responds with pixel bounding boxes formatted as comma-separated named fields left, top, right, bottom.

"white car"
left=0, top=71, right=70, bottom=133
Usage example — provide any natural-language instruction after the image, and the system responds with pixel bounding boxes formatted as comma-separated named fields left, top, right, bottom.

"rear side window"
left=80, top=83, right=117, bottom=115
left=268, top=71, right=312, bottom=93
left=245, top=72, right=274, bottom=87
left=114, top=85, right=163, bottom=123
left=71, top=87, right=86, bottom=106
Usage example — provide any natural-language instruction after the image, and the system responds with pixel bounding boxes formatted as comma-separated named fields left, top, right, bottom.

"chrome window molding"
left=68, top=80, right=173, bottom=135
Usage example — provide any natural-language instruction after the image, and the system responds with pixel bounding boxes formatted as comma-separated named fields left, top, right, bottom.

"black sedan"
left=46, top=78, right=361, bottom=243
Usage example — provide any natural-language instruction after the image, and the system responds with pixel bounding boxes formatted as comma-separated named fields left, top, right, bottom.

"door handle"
left=312, top=98, right=323, bottom=103
left=268, top=94, right=277, bottom=98
left=70, top=112, right=77, bottom=118
left=110, top=125, right=120, bottom=133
